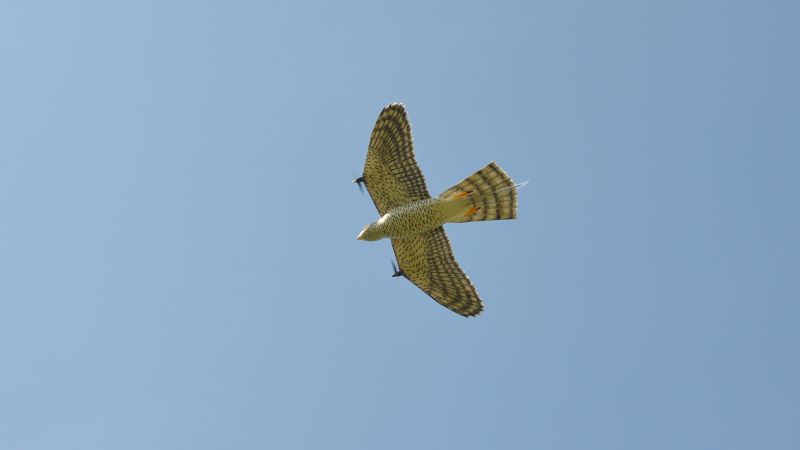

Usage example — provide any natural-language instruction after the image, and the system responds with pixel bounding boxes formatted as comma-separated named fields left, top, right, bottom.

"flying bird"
left=356, top=103, right=523, bottom=317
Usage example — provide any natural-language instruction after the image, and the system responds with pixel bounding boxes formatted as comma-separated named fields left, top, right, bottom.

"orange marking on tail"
left=450, top=190, right=472, bottom=199
left=464, top=206, right=482, bottom=217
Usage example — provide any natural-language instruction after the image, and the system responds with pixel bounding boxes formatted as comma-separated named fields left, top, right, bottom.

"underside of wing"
left=362, top=104, right=431, bottom=216
left=391, top=227, right=483, bottom=317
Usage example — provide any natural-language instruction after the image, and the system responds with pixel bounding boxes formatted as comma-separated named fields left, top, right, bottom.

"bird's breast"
left=380, top=199, right=446, bottom=238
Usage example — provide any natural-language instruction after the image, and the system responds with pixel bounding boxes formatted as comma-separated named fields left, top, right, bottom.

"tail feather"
left=439, top=162, right=521, bottom=223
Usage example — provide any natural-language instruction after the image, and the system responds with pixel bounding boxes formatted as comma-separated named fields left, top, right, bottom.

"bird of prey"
left=355, top=103, right=523, bottom=317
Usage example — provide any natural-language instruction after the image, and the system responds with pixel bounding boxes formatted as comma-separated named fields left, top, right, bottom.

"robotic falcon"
left=355, top=103, right=523, bottom=317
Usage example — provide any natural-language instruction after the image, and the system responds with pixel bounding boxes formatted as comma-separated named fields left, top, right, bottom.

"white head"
left=356, top=222, right=383, bottom=241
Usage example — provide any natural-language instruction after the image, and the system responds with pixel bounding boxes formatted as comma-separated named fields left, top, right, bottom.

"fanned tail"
left=439, top=162, right=523, bottom=223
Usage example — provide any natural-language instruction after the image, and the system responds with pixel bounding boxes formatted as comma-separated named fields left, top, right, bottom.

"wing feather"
left=362, top=104, right=431, bottom=215
left=391, top=227, right=483, bottom=317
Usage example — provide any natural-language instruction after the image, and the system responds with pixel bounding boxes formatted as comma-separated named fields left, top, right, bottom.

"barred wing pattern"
left=362, top=104, right=431, bottom=216
left=391, top=227, right=483, bottom=317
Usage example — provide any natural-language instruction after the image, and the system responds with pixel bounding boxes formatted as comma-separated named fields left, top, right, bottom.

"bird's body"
left=356, top=103, right=522, bottom=317
left=357, top=197, right=445, bottom=241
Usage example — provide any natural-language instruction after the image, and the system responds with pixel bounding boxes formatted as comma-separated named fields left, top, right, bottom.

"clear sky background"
left=1, top=1, right=798, bottom=449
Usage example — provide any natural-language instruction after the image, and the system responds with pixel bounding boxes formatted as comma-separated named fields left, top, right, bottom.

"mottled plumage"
left=357, top=103, right=521, bottom=317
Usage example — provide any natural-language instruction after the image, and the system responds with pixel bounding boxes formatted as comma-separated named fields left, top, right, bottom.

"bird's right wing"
left=391, top=227, right=483, bottom=317
left=362, top=103, right=431, bottom=216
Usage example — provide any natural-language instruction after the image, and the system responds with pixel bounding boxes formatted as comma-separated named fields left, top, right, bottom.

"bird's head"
left=356, top=222, right=382, bottom=241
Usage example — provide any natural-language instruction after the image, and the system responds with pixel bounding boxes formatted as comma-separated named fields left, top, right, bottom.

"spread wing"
left=391, top=227, right=483, bottom=317
left=362, top=103, right=431, bottom=216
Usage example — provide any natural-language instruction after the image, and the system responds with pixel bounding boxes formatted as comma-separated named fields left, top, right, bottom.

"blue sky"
left=1, top=1, right=798, bottom=449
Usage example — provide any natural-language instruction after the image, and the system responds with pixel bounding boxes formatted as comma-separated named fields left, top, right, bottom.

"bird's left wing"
left=362, top=103, right=431, bottom=216
left=391, top=227, right=483, bottom=317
